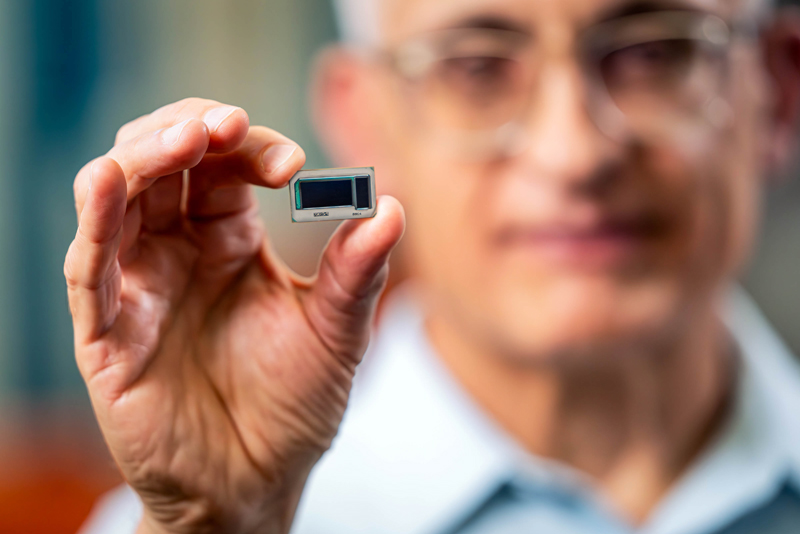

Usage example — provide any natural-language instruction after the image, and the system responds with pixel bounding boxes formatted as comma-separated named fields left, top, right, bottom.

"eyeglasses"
left=382, top=10, right=755, bottom=160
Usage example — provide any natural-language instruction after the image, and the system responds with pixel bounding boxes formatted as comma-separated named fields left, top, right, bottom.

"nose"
left=517, top=61, right=623, bottom=190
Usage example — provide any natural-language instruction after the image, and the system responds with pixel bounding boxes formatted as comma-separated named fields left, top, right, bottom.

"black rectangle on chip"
left=355, top=176, right=370, bottom=209
left=300, top=179, right=353, bottom=209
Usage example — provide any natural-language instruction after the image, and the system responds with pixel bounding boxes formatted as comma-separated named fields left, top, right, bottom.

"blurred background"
left=0, top=1, right=798, bottom=532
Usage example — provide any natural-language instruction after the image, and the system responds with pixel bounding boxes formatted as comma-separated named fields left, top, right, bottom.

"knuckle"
left=63, top=244, right=80, bottom=287
left=128, top=130, right=149, bottom=153
left=115, top=116, right=146, bottom=145
left=116, top=132, right=157, bottom=168
left=170, top=97, right=199, bottom=117
left=115, top=127, right=150, bottom=158
left=176, top=96, right=215, bottom=109
left=170, top=97, right=219, bottom=119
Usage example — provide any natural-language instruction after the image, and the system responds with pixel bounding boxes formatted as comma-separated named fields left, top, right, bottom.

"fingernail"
left=88, top=161, right=95, bottom=191
left=203, top=106, right=239, bottom=133
left=161, top=119, right=191, bottom=145
left=262, top=144, right=297, bottom=174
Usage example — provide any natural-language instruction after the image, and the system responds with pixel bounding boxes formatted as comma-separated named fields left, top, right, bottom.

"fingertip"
left=334, top=195, right=405, bottom=266
left=206, top=107, right=250, bottom=153
left=91, top=156, right=126, bottom=194
left=355, top=195, right=406, bottom=255
left=151, top=118, right=211, bottom=180
left=373, top=195, right=406, bottom=247
left=261, top=142, right=307, bottom=188
left=171, top=118, right=211, bottom=163
left=81, top=157, right=128, bottom=243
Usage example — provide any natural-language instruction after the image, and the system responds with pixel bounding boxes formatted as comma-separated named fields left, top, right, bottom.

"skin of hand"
left=64, top=98, right=405, bottom=534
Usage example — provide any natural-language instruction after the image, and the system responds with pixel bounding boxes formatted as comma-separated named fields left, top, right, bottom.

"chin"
left=479, top=274, right=691, bottom=366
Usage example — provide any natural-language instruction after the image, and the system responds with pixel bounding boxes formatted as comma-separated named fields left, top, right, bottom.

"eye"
left=435, top=56, right=521, bottom=98
left=601, top=39, right=696, bottom=88
left=445, top=56, right=510, bottom=78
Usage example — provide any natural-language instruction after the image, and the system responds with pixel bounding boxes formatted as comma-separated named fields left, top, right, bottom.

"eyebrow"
left=440, top=1, right=705, bottom=35
left=445, top=15, right=531, bottom=35
left=594, top=0, right=705, bottom=24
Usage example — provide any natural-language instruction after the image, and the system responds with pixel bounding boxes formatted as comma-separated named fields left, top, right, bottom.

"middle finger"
left=184, top=125, right=307, bottom=220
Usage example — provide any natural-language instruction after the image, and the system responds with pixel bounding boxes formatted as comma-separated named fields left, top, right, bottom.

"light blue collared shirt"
left=82, top=288, right=800, bottom=534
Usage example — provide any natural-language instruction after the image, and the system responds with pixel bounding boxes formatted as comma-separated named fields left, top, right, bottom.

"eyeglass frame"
left=362, top=9, right=761, bottom=159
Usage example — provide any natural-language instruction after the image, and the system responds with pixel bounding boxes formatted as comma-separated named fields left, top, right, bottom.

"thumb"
left=303, top=196, right=405, bottom=364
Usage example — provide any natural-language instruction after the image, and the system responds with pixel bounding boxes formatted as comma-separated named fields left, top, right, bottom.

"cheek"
left=676, top=114, right=764, bottom=286
left=713, top=135, right=762, bottom=279
left=699, top=46, right=769, bottom=279
left=399, top=153, right=489, bottom=284
left=381, top=129, right=508, bottom=319
left=643, top=140, right=758, bottom=293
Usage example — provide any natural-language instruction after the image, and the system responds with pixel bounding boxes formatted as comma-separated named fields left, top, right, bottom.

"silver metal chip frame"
left=289, top=167, right=376, bottom=223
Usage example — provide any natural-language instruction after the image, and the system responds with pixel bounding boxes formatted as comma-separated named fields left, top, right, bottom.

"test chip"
left=289, top=167, right=377, bottom=223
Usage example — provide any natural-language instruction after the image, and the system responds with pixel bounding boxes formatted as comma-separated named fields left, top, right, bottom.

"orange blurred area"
left=0, top=405, right=122, bottom=534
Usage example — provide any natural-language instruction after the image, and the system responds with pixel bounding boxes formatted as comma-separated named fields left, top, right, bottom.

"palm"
left=65, top=100, right=404, bottom=534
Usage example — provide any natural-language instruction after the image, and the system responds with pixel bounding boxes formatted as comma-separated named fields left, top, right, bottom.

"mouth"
left=494, top=215, right=667, bottom=269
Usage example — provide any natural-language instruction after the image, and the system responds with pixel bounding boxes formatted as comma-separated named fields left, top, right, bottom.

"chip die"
left=289, top=167, right=376, bottom=222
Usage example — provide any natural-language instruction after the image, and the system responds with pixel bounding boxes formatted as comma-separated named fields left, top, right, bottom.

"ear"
left=762, top=7, right=800, bottom=173
left=310, top=47, right=385, bottom=168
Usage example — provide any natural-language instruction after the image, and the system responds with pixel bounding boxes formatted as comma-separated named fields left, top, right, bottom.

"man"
left=71, top=0, right=800, bottom=532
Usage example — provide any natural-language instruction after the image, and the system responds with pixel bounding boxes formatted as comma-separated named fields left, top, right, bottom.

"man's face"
left=357, top=0, right=771, bottom=362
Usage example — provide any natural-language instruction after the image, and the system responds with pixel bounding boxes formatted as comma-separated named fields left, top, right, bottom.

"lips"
left=494, top=214, right=668, bottom=269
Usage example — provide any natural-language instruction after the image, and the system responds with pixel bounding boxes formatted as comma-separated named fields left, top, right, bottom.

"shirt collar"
left=295, top=286, right=518, bottom=534
left=644, top=287, right=800, bottom=534
left=294, top=285, right=800, bottom=534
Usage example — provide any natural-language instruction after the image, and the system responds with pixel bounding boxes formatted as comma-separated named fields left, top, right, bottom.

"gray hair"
left=332, top=0, right=382, bottom=46
left=331, top=0, right=781, bottom=47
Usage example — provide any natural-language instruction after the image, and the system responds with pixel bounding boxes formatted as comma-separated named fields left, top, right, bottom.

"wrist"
left=133, top=481, right=307, bottom=534
left=129, top=459, right=314, bottom=534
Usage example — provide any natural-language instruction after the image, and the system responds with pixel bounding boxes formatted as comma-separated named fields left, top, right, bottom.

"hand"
left=64, top=98, right=405, bottom=534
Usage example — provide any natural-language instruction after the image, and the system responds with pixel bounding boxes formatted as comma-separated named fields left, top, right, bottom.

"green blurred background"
left=0, top=1, right=343, bottom=531
left=0, top=1, right=798, bottom=532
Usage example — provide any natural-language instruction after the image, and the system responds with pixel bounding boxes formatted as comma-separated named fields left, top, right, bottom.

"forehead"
left=381, top=0, right=739, bottom=43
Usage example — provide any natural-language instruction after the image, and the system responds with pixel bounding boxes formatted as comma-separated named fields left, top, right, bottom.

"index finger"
left=115, top=97, right=250, bottom=154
